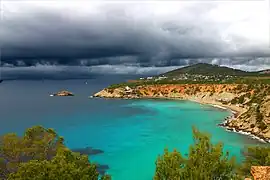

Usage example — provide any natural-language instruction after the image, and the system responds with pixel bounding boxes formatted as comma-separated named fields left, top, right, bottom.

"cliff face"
left=245, top=166, right=270, bottom=180
left=96, top=84, right=238, bottom=98
left=94, top=84, right=270, bottom=141
left=228, top=95, right=270, bottom=141
left=94, top=84, right=251, bottom=103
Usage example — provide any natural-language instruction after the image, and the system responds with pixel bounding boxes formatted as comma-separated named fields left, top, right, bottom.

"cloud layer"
left=1, top=0, right=270, bottom=72
left=1, top=65, right=179, bottom=80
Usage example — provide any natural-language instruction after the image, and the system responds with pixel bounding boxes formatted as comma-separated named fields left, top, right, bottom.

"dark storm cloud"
left=1, top=10, right=141, bottom=64
left=0, top=1, right=269, bottom=69
left=1, top=65, right=179, bottom=80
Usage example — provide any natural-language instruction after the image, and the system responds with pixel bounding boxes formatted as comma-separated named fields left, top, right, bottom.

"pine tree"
left=8, top=149, right=110, bottom=180
left=154, top=127, right=239, bottom=180
left=0, top=126, right=110, bottom=180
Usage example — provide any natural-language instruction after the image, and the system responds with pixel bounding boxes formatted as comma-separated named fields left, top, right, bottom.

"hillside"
left=162, top=63, right=259, bottom=76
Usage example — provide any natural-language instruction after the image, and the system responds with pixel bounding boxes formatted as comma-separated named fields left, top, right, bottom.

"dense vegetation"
left=162, top=63, right=265, bottom=77
left=0, top=126, right=110, bottom=180
left=107, top=63, right=270, bottom=89
left=107, top=77, right=270, bottom=90
left=1, top=126, right=270, bottom=179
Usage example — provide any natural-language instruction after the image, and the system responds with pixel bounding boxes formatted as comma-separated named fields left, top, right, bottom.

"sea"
left=0, top=75, right=265, bottom=180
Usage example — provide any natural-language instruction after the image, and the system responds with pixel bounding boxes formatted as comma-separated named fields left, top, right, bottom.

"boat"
left=0, top=80, right=3, bottom=83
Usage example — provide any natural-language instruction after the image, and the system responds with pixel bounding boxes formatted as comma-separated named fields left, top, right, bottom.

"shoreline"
left=94, top=94, right=270, bottom=143
left=179, top=98, right=270, bottom=143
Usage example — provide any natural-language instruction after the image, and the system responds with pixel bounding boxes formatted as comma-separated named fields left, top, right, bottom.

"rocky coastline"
left=93, top=84, right=270, bottom=143
left=218, top=112, right=270, bottom=143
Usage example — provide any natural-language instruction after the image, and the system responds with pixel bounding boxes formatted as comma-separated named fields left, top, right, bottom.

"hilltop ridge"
left=259, top=69, right=270, bottom=74
left=162, top=63, right=260, bottom=77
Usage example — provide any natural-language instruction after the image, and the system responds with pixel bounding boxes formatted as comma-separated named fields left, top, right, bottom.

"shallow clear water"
left=0, top=77, right=264, bottom=180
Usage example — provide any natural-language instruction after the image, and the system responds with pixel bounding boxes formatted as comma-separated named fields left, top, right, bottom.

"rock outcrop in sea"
left=51, top=90, right=74, bottom=96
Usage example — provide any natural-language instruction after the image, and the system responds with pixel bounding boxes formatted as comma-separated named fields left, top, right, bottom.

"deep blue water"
left=0, top=76, right=264, bottom=180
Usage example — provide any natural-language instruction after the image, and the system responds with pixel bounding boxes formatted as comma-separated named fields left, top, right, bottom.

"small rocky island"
left=51, top=90, right=74, bottom=96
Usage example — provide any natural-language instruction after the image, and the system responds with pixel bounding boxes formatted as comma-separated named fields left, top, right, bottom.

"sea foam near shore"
left=225, top=128, right=270, bottom=143
left=211, top=104, right=228, bottom=110
left=207, top=103, right=270, bottom=143
left=216, top=108, right=270, bottom=143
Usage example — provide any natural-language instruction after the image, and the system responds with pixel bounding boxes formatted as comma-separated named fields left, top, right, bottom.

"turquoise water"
left=56, top=100, right=257, bottom=180
left=0, top=79, right=264, bottom=180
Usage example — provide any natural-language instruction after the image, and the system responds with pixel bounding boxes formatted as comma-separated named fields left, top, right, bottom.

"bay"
left=0, top=76, right=263, bottom=180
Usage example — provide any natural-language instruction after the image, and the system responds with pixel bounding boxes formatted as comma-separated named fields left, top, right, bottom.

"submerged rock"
left=71, top=147, right=104, bottom=155
left=97, top=164, right=110, bottom=175
left=71, top=147, right=108, bottom=175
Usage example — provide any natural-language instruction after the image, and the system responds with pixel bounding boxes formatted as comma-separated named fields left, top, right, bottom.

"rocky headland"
left=94, top=84, right=270, bottom=142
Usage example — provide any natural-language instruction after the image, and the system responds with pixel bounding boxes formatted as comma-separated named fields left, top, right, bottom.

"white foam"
left=212, top=104, right=227, bottom=110
left=224, top=127, right=269, bottom=143
left=219, top=110, right=270, bottom=143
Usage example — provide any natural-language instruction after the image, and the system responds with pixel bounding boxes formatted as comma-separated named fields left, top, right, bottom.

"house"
left=125, top=86, right=131, bottom=91
left=156, top=76, right=167, bottom=81
left=125, top=86, right=133, bottom=93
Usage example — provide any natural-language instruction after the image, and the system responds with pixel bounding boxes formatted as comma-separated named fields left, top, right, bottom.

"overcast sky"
left=1, top=0, right=270, bottom=78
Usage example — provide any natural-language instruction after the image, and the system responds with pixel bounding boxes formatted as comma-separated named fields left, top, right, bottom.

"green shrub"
left=154, top=127, right=238, bottom=180
left=238, top=95, right=245, bottom=104
left=0, top=126, right=110, bottom=180
left=8, top=149, right=109, bottom=180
